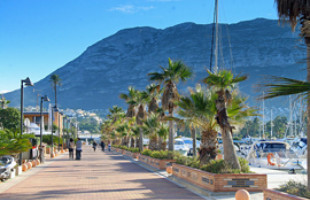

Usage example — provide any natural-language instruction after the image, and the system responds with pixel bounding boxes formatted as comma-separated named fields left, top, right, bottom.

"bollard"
left=235, top=189, right=250, bottom=200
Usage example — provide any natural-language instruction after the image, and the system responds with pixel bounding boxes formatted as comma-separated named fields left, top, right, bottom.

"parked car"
left=179, top=137, right=201, bottom=156
left=174, top=139, right=189, bottom=156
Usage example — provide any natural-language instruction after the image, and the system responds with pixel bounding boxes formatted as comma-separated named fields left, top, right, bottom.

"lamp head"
left=23, top=77, right=33, bottom=86
left=42, top=95, right=50, bottom=102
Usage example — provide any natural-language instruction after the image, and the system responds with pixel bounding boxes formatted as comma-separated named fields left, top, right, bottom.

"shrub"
left=42, top=135, right=63, bottom=146
left=201, top=159, right=226, bottom=173
left=278, top=180, right=310, bottom=199
left=141, top=149, right=152, bottom=156
left=239, top=157, right=250, bottom=173
left=130, top=148, right=139, bottom=153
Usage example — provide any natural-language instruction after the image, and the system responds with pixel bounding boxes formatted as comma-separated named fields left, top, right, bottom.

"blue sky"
left=0, top=0, right=278, bottom=93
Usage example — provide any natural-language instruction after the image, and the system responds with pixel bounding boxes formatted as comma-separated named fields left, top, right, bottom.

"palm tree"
left=177, top=84, right=218, bottom=163
left=146, top=84, right=161, bottom=113
left=102, top=106, right=125, bottom=145
left=148, top=58, right=193, bottom=151
left=120, top=86, right=138, bottom=118
left=120, top=86, right=138, bottom=146
left=203, top=70, right=247, bottom=170
left=142, top=113, right=160, bottom=150
left=50, top=74, right=61, bottom=108
left=0, top=95, right=10, bottom=109
left=264, top=0, right=310, bottom=189
left=135, top=90, right=148, bottom=152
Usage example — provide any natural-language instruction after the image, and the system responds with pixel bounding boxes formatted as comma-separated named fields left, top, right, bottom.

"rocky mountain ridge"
left=4, top=18, right=306, bottom=116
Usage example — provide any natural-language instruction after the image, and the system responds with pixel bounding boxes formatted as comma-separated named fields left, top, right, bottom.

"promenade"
left=0, top=146, right=204, bottom=200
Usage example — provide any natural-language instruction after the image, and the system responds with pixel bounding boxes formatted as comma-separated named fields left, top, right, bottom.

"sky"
left=0, top=0, right=278, bottom=93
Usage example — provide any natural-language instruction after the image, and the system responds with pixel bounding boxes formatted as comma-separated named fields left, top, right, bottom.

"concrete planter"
left=122, top=150, right=140, bottom=159
left=139, top=155, right=174, bottom=170
left=115, top=148, right=124, bottom=154
left=46, top=147, right=50, bottom=154
left=15, top=166, right=22, bottom=176
left=172, top=163, right=267, bottom=192
left=264, top=189, right=308, bottom=200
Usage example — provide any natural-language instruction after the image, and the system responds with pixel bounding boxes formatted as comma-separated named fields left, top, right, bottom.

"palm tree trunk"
left=139, top=128, right=143, bottom=152
left=306, top=37, right=310, bottom=190
left=54, top=85, right=57, bottom=108
left=149, top=135, right=157, bottom=150
left=199, top=130, right=218, bottom=165
left=216, top=90, right=241, bottom=170
left=135, top=137, right=139, bottom=148
left=168, top=111, right=174, bottom=151
left=191, top=126, right=196, bottom=157
left=131, top=136, right=135, bottom=148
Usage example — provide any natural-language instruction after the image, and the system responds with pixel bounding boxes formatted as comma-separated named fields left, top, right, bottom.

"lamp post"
left=19, top=77, right=33, bottom=166
left=39, top=95, right=50, bottom=163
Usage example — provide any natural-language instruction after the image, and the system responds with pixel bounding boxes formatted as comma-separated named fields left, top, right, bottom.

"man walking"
left=76, top=138, right=82, bottom=160
left=100, top=140, right=105, bottom=152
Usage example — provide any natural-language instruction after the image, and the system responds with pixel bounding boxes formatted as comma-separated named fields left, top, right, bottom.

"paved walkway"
left=0, top=146, right=204, bottom=200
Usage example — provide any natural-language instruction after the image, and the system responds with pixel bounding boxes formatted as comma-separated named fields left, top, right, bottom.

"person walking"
left=68, top=138, right=75, bottom=160
left=76, top=138, right=82, bottom=160
left=108, top=141, right=111, bottom=152
left=92, top=141, right=97, bottom=152
left=100, top=140, right=105, bottom=152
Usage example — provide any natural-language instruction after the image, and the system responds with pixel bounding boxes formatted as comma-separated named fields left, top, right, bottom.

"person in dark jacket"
left=92, top=141, right=97, bottom=152
left=100, top=140, right=105, bottom=152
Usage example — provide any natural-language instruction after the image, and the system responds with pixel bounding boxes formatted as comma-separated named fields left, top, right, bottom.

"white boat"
left=246, top=140, right=306, bottom=170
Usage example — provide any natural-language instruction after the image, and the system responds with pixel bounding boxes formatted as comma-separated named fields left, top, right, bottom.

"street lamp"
left=19, top=77, right=33, bottom=166
left=39, top=95, right=50, bottom=163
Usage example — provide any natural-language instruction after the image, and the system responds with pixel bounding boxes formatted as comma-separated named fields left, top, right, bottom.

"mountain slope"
left=5, top=18, right=306, bottom=111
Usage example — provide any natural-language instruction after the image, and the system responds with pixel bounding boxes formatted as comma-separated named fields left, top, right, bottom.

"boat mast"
left=263, top=91, right=265, bottom=139
left=289, top=95, right=293, bottom=138
left=270, top=108, right=273, bottom=139
left=214, top=0, right=219, bottom=73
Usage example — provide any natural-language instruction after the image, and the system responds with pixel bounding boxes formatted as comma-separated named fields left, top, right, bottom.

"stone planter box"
left=46, top=147, right=50, bottom=154
left=113, top=147, right=123, bottom=154
left=139, top=155, right=174, bottom=170
left=172, top=163, right=267, bottom=192
left=264, top=189, right=308, bottom=200
left=122, top=150, right=140, bottom=159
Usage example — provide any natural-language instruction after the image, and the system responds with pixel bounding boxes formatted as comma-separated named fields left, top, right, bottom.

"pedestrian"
left=108, top=141, right=111, bottom=152
left=76, top=138, right=82, bottom=160
left=69, top=138, right=74, bottom=160
left=92, top=141, right=97, bottom=152
left=100, top=140, right=105, bottom=152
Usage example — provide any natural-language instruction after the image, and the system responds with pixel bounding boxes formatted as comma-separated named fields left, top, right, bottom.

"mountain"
left=4, top=18, right=306, bottom=114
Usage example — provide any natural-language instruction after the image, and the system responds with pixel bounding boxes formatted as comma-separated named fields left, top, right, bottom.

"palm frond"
left=262, top=76, right=310, bottom=99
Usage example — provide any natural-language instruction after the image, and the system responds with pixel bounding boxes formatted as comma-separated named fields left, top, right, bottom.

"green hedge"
left=174, top=154, right=251, bottom=174
left=278, top=180, right=310, bottom=199
left=112, top=145, right=139, bottom=153
left=42, top=135, right=63, bottom=146
left=141, top=149, right=178, bottom=160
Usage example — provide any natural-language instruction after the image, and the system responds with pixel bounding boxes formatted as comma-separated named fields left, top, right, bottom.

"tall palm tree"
left=135, top=90, right=148, bottom=152
left=203, top=70, right=248, bottom=170
left=264, top=0, right=310, bottom=189
left=120, top=86, right=138, bottom=118
left=50, top=74, right=61, bottom=108
left=146, top=84, right=161, bottom=113
left=120, top=86, right=138, bottom=146
left=148, top=58, right=193, bottom=151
